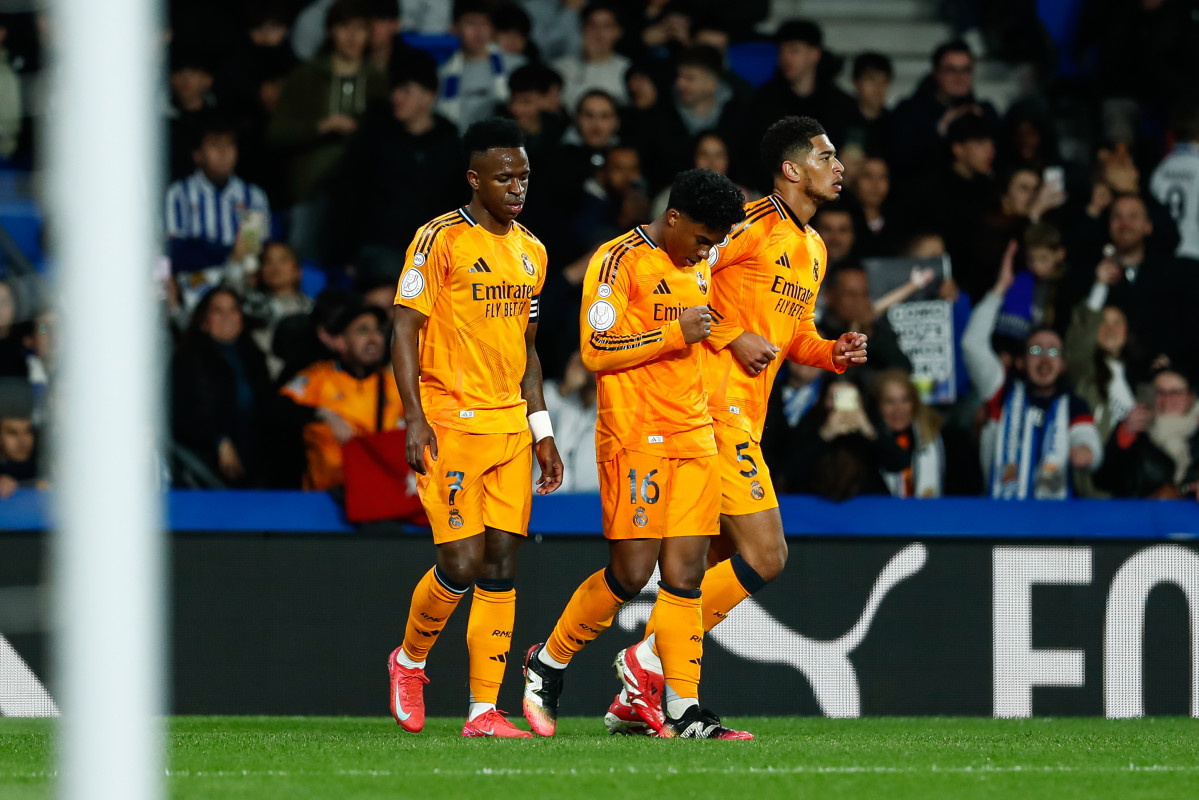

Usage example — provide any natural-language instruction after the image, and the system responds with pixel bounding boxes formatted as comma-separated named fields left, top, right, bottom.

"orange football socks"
left=652, top=583, right=703, bottom=700
left=401, top=566, right=469, bottom=663
left=544, top=567, right=634, bottom=664
left=465, top=580, right=516, bottom=706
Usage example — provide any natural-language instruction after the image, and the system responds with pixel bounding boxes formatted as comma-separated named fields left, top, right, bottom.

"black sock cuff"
left=433, top=565, right=472, bottom=595
left=603, top=566, right=638, bottom=602
left=657, top=581, right=701, bottom=600
left=475, top=577, right=515, bottom=593
left=730, top=554, right=768, bottom=595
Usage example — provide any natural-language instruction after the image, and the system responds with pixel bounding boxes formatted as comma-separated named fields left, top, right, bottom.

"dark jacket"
left=890, top=76, right=998, bottom=179
left=171, top=334, right=274, bottom=486
left=1094, top=422, right=1199, bottom=498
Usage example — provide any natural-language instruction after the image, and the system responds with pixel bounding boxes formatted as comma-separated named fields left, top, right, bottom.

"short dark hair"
left=946, top=113, right=992, bottom=144
left=453, top=0, right=492, bottom=22
left=812, top=201, right=853, bottom=224
left=932, top=39, right=972, bottom=69
left=363, top=0, right=399, bottom=21
left=576, top=88, right=618, bottom=116
left=325, top=0, right=370, bottom=32
left=508, top=63, right=559, bottom=95
left=194, top=114, right=239, bottom=148
left=676, top=45, right=723, bottom=77
left=245, top=0, right=294, bottom=30
left=463, top=117, right=526, bottom=164
left=667, top=169, right=746, bottom=231
left=491, top=2, right=531, bottom=36
left=581, top=1, right=621, bottom=25
left=853, top=52, right=892, bottom=81
left=760, top=116, right=827, bottom=174
left=774, top=20, right=822, bottom=48
left=1024, top=221, right=1062, bottom=251
left=390, top=49, right=439, bottom=93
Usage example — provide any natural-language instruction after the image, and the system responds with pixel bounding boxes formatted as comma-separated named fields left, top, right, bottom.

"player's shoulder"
left=413, top=208, right=474, bottom=254
left=730, top=195, right=787, bottom=242
left=594, top=226, right=658, bottom=284
left=513, top=220, right=544, bottom=247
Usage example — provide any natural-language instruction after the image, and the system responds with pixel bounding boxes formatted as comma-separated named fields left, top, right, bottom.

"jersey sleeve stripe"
left=730, top=205, right=777, bottom=239
left=591, top=329, right=661, bottom=344
left=707, top=305, right=725, bottom=322
left=415, top=217, right=466, bottom=257
left=598, top=232, right=642, bottom=284
left=458, top=206, right=478, bottom=226
left=589, top=332, right=664, bottom=351
left=605, top=239, right=645, bottom=284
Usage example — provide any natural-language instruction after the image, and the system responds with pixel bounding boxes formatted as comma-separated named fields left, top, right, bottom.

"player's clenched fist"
left=680, top=305, right=712, bottom=343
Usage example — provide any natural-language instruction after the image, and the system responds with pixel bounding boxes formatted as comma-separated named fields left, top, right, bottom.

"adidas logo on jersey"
left=775, top=253, right=792, bottom=267
left=652, top=279, right=671, bottom=294
left=467, top=258, right=493, bottom=273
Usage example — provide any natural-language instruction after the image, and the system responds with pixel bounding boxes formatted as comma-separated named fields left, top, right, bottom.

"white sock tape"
left=527, top=409, right=554, bottom=442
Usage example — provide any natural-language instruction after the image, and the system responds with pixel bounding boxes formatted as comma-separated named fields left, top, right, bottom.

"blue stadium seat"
left=301, top=261, right=327, bottom=298
left=401, top=33, right=461, bottom=66
left=728, top=41, right=778, bottom=88
left=0, top=198, right=43, bottom=265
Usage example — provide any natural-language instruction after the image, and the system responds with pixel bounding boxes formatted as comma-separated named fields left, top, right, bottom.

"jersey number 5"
left=627, top=468, right=660, bottom=505
left=735, top=442, right=758, bottom=478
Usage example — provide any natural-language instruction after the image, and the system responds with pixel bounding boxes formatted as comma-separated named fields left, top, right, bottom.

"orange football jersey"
left=703, top=195, right=843, bottom=443
left=395, top=207, right=547, bottom=433
left=580, top=226, right=716, bottom=461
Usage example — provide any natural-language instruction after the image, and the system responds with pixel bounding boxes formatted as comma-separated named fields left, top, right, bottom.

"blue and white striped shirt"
left=164, top=171, right=270, bottom=272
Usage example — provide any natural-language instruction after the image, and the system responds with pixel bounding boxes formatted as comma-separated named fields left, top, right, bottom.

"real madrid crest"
left=695, top=270, right=708, bottom=295
left=521, top=252, right=536, bottom=276
left=633, top=506, right=649, bottom=527
left=812, top=257, right=820, bottom=281
left=750, top=480, right=765, bottom=500
left=448, top=508, right=464, bottom=529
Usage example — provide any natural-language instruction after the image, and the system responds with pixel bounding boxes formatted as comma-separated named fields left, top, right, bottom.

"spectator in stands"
left=641, top=45, right=743, bottom=191
left=21, top=311, right=53, bottom=428
left=519, top=0, right=582, bottom=62
left=552, top=2, right=629, bottom=112
left=689, top=16, right=753, bottom=104
left=907, top=113, right=996, bottom=301
left=1064, top=194, right=1195, bottom=374
left=551, top=89, right=622, bottom=213
left=329, top=50, right=460, bottom=284
left=762, top=361, right=826, bottom=483
left=890, top=39, right=998, bottom=181
left=399, top=0, right=452, bottom=34
left=243, top=241, right=314, bottom=376
left=0, top=280, right=26, bottom=377
left=218, top=1, right=300, bottom=121
left=166, top=47, right=219, bottom=180
left=273, top=286, right=359, bottom=383
left=1150, top=102, right=1199, bottom=260
left=437, top=0, right=525, bottom=132
left=1065, top=302, right=1138, bottom=449
left=996, top=106, right=1057, bottom=174
left=568, top=145, right=650, bottom=265
left=651, top=131, right=751, bottom=216
left=818, top=265, right=912, bottom=381
left=742, top=21, right=854, bottom=188
left=540, top=350, right=598, bottom=493
left=279, top=301, right=403, bottom=490
left=783, top=374, right=900, bottom=500
left=992, top=226, right=1070, bottom=348
left=504, top=64, right=567, bottom=156
left=962, top=254, right=1104, bottom=500
left=493, top=3, right=537, bottom=61
left=1095, top=367, right=1199, bottom=500
left=171, top=287, right=274, bottom=487
left=165, top=116, right=272, bottom=303
left=842, top=53, right=893, bottom=169
left=872, top=369, right=947, bottom=498
left=0, top=379, right=39, bottom=499
left=366, top=0, right=403, bottom=72
left=269, top=0, right=386, bottom=261
left=811, top=203, right=857, bottom=272
left=0, top=19, right=23, bottom=161
left=849, top=155, right=901, bottom=257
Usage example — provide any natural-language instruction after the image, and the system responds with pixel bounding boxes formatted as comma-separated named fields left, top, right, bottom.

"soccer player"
left=522, top=169, right=751, bottom=740
left=387, top=118, right=563, bottom=739
left=603, top=116, right=869, bottom=736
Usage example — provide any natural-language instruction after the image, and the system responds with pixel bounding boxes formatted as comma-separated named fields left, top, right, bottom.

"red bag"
left=341, top=429, right=428, bottom=525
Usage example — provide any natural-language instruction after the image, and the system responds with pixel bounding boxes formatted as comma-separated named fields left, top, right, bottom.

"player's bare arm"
left=391, top=305, right=437, bottom=474
left=520, top=321, right=563, bottom=495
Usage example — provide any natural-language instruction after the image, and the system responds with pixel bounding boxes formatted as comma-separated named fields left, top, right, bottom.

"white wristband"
left=528, top=410, right=553, bottom=442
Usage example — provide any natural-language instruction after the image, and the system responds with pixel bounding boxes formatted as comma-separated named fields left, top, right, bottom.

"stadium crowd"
left=0, top=0, right=1197, bottom=503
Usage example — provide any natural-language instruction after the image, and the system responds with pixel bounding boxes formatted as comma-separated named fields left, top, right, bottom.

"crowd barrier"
left=1, top=491, right=1196, bottom=718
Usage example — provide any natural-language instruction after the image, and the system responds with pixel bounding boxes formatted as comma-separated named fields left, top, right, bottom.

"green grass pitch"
left=2, top=716, right=1197, bottom=799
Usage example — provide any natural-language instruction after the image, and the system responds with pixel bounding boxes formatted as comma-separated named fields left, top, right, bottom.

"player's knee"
left=751, top=540, right=788, bottom=582
left=436, top=550, right=485, bottom=586
left=608, top=562, right=654, bottom=597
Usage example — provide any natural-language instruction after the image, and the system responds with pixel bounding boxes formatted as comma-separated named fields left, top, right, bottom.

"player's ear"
left=665, top=209, right=679, bottom=228
left=466, top=169, right=481, bottom=191
left=782, top=160, right=800, bottom=184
